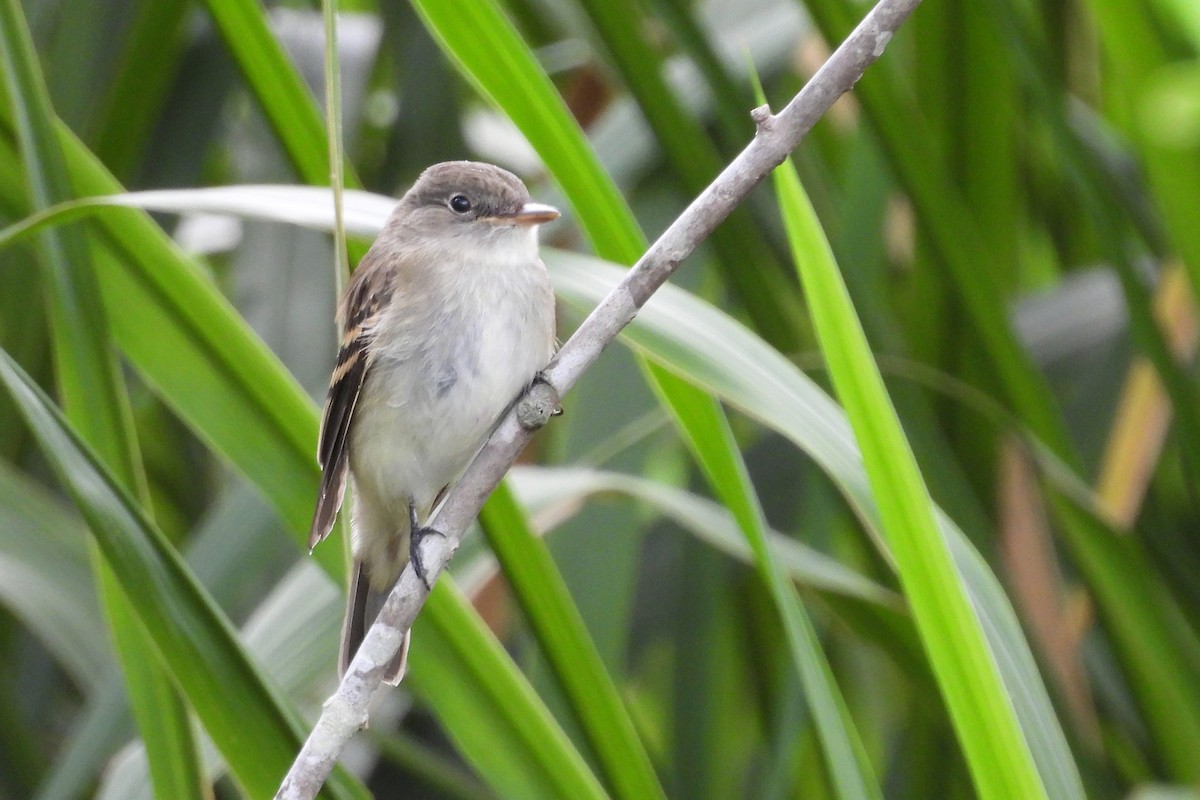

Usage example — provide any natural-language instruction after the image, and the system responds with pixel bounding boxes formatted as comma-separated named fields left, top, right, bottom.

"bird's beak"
left=506, top=202, right=560, bottom=226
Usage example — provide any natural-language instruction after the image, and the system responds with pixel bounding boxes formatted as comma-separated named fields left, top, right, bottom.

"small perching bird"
left=308, top=161, right=559, bottom=685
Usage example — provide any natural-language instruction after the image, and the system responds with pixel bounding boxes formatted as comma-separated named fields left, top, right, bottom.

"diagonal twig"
left=276, top=0, right=921, bottom=796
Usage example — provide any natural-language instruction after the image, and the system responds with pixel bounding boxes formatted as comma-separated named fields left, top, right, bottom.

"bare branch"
left=275, top=0, right=921, bottom=796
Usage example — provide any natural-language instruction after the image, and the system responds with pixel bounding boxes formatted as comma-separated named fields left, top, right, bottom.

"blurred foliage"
left=1, top=0, right=1200, bottom=797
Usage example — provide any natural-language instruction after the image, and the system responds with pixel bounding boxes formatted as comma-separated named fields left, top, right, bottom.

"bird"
left=308, top=161, right=559, bottom=685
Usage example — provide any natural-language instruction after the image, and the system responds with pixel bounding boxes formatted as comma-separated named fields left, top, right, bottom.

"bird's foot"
left=517, top=371, right=563, bottom=431
left=408, top=503, right=445, bottom=591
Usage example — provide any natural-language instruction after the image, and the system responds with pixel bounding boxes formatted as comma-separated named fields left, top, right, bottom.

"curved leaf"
left=0, top=349, right=368, bottom=800
left=479, top=482, right=664, bottom=799
left=508, top=465, right=902, bottom=609
left=0, top=460, right=106, bottom=690
left=0, top=2, right=201, bottom=795
left=775, top=157, right=1046, bottom=799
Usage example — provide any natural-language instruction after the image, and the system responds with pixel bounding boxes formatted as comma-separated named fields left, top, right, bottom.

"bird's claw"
left=408, top=503, right=444, bottom=591
left=517, top=372, right=563, bottom=430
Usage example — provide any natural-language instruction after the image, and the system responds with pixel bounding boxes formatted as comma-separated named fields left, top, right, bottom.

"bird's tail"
left=340, top=559, right=410, bottom=685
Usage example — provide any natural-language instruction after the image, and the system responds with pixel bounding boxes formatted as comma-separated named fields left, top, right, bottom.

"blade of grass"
left=408, top=579, right=610, bottom=800
left=0, top=459, right=107, bottom=690
left=772, top=156, right=1046, bottom=799
left=645, top=0, right=756, bottom=153
left=806, top=0, right=1200, bottom=778
left=0, top=235, right=47, bottom=463
left=983, top=0, right=1200, bottom=485
left=800, top=0, right=1072, bottom=459
left=88, top=0, right=189, bottom=179
left=647, top=368, right=881, bottom=799
left=0, top=187, right=397, bottom=251
left=1092, top=0, right=1200, bottom=295
left=0, top=177, right=1085, bottom=796
left=1050, top=497, right=1200, bottom=781
left=0, top=349, right=368, bottom=800
left=547, top=249, right=1087, bottom=800
left=200, top=0, right=330, bottom=186
left=369, top=731, right=492, bottom=800
left=0, top=124, right=345, bottom=582
left=34, top=677, right=133, bottom=800
left=412, top=2, right=770, bottom=794
left=508, top=465, right=903, bottom=610
left=0, top=0, right=138, bottom=484
left=320, top=0, right=353, bottom=571
left=573, top=0, right=805, bottom=351
left=321, top=0, right=350, bottom=294
left=409, top=0, right=643, bottom=258
left=0, top=2, right=203, bottom=796
left=479, top=482, right=666, bottom=800
left=997, top=0, right=1200, bottom=777
left=199, top=0, right=369, bottom=263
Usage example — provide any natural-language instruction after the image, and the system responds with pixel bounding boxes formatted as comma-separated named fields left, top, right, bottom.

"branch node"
left=751, top=104, right=775, bottom=133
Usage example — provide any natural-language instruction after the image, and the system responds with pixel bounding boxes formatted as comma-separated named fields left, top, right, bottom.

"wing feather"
left=308, top=262, right=395, bottom=550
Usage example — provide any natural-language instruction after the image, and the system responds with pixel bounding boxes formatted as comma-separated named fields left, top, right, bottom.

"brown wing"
left=308, top=263, right=394, bottom=550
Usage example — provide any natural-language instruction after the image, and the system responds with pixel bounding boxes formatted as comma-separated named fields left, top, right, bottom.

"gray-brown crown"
left=400, top=161, right=532, bottom=221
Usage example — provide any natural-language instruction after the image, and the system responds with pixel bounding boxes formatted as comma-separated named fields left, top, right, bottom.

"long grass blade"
left=0, top=2, right=203, bottom=795
left=408, top=580, right=611, bottom=800
left=648, top=368, right=881, bottom=798
left=772, top=156, right=1047, bottom=799
left=0, top=349, right=368, bottom=800
left=479, top=483, right=665, bottom=800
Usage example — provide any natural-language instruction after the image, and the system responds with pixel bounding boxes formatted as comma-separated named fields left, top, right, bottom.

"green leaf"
left=321, top=0, right=350, bottom=295
left=572, top=0, right=804, bottom=350
left=508, top=465, right=902, bottom=609
left=0, top=129, right=614, bottom=800
left=199, top=0, right=330, bottom=186
left=479, top=482, right=665, bottom=800
left=0, top=349, right=368, bottom=800
left=772, top=157, right=1047, bottom=800
left=409, top=579, right=610, bottom=800
left=0, top=0, right=137, bottom=482
left=800, top=0, right=1072, bottom=461
left=646, top=368, right=881, bottom=799
left=197, top=0, right=367, bottom=264
left=409, top=3, right=860, bottom=793
left=1052, top=498, right=1200, bottom=783
left=804, top=2, right=1200, bottom=782
left=33, top=485, right=327, bottom=800
left=0, top=459, right=107, bottom=690
left=35, top=681, right=134, bottom=800
left=0, top=126, right=346, bottom=583
left=0, top=1, right=202, bottom=795
left=0, top=182, right=1083, bottom=799
left=89, top=0, right=189, bottom=178
left=410, top=0, right=644, bottom=261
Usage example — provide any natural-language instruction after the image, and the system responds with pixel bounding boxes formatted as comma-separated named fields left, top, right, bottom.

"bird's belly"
left=349, top=310, right=549, bottom=517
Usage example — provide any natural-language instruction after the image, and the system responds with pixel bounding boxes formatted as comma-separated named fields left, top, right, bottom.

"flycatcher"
left=308, top=161, right=559, bottom=685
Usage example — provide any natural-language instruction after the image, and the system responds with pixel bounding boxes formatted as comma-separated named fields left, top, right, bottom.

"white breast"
left=348, top=230, right=555, bottom=527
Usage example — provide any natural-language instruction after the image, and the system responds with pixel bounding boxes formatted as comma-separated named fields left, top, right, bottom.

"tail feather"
left=340, top=560, right=410, bottom=685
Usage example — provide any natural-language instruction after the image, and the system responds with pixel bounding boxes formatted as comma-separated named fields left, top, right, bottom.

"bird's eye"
left=449, top=194, right=472, bottom=213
